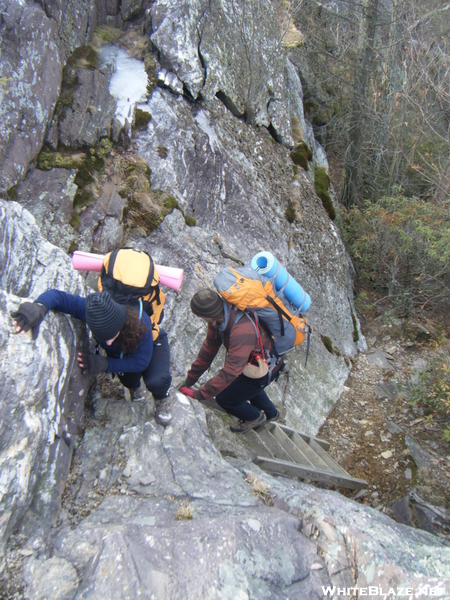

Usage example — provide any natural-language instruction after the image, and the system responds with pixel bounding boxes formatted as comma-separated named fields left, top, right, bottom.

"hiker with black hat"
left=179, top=289, right=281, bottom=434
left=11, top=290, right=172, bottom=426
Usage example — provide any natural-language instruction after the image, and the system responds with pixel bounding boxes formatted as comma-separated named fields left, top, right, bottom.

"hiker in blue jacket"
left=11, top=290, right=172, bottom=426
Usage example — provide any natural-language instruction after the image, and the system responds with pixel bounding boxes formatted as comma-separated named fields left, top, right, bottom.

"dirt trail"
left=318, top=312, right=450, bottom=536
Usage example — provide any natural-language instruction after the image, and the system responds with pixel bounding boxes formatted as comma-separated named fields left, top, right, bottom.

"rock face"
left=58, top=66, right=117, bottom=148
left=150, top=0, right=294, bottom=146
left=37, top=0, right=97, bottom=59
left=0, top=200, right=87, bottom=553
left=135, top=88, right=364, bottom=432
left=0, top=1, right=62, bottom=193
left=16, top=385, right=450, bottom=598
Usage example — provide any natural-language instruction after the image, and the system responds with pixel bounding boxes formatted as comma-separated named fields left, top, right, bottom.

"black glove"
left=77, top=352, right=109, bottom=375
left=11, top=302, right=47, bottom=340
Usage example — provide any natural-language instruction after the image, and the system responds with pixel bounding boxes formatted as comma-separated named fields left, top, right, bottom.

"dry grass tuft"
left=245, top=473, right=274, bottom=506
left=175, top=502, right=193, bottom=521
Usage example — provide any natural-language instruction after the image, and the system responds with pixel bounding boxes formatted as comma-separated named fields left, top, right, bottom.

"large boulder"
left=0, top=200, right=87, bottom=553
left=150, top=0, right=294, bottom=146
left=58, top=66, right=117, bottom=148
left=0, top=1, right=62, bottom=193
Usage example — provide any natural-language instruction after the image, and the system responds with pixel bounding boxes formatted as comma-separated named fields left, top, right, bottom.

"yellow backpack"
left=98, top=249, right=165, bottom=340
left=214, top=265, right=310, bottom=358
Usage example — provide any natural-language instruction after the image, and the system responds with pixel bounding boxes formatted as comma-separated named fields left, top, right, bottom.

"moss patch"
left=54, top=45, right=99, bottom=124
left=322, top=336, right=334, bottom=353
left=322, top=335, right=341, bottom=356
left=114, top=155, right=178, bottom=236
left=37, top=151, right=85, bottom=171
left=290, top=142, right=313, bottom=171
left=315, top=166, right=335, bottom=220
left=184, top=215, right=196, bottom=227
left=91, top=26, right=122, bottom=47
left=351, top=309, right=360, bottom=343
left=285, top=202, right=296, bottom=223
left=134, top=108, right=151, bottom=130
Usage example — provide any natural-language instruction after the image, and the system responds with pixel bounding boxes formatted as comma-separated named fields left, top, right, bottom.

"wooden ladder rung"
left=286, top=430, right=331, bottom=471
left=307, top=438, right=349, bottom=477
left=277, top=423, right=330, bottom=450
left=243, top=429, right=274, bottom=459
left=254, top=457, right=368, bottom=491
left=266, top=424, right=316, bottom=468
left=256, top=427, right=295, bottom=462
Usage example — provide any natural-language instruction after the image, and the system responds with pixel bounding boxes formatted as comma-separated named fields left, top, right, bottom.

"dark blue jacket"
left=36, top=290, right=153, bottom=374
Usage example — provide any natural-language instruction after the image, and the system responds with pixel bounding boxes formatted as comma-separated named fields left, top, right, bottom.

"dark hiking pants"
left=118, top=330, right=172, bottom=399
left=215, top=373, right=277, bottom=421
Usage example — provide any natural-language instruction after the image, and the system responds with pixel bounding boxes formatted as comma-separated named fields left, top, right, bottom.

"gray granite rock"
left=135, top=88, right=365, bottom=433
left=14, top=167, right=78, bottom=253
left=0, top=1, right=62, bottom=192
left=0, top=201, right=87, bottom=553
left=38, top=0, right=97, bottom=60
left=121, top=0, right=143, bottom=20
left=150, top=0, right=294, bottom=146
left=367, top=348, right=394, bottom=370
left=58, top=67, right=116, bottom=147
left=405, top=435, right=434, bottom=470
left=375, top=381, right=399, bottom=400
left=20, top=388, right=450, bottom=597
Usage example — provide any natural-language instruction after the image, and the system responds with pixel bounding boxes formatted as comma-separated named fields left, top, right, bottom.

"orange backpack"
left=98, top=249, right=165, bottom=340
left=214, top=265, right=310, bottom=358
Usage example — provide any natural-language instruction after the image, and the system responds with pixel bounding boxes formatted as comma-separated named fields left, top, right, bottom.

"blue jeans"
left=118, top=330, right=172, bottom=399
left=216, top=373, right=277, bottom=421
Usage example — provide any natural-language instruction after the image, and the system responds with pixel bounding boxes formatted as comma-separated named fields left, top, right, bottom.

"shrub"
left=339, top=195, right=450, bottom=316
left=410, top=351, right=450, bottom=442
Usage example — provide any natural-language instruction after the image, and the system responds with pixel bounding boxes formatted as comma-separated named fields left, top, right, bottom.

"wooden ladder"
left=201, top=399, right=367, bottom=491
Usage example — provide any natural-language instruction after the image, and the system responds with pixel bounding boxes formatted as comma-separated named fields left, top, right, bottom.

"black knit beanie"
left=190, top=289, right=224, bottom=318
left=86, top=292, right=128, bottom=341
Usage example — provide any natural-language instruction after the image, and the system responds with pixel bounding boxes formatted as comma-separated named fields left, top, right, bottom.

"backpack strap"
left=264, top=295, right=291, bottom=337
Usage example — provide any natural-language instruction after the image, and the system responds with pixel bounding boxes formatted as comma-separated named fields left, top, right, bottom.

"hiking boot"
left=266, top=409, right=281, bottom=423
left=230, top=412, right=266, bottom=434
left=155, top=395, right=172, bottom=426
left=130, top=385, right=147, bottom=402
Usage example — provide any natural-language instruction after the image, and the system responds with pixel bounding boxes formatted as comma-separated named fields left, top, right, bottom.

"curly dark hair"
left=116, top=305, right=150, bottom=355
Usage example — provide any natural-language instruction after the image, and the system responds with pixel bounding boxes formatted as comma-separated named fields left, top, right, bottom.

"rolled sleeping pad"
left=71, top=251, right=184, bottom=291
left=251, top=251, right=310, bottom=311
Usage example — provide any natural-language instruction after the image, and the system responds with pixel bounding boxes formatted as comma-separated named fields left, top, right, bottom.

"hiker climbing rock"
left=180, top=289, right=283, bottom=433
left=12, top=290, right=173, bottom=426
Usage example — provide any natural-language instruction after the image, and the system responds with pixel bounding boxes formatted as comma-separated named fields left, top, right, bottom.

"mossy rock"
left=290, top=142, right=313, bottom=171
left=184, top=215, right=196, bottom=227
left=351, top=310, right=360, bottom=343
left=322, top=336, right=334, bottom=353
left=69, top=46, right=98, bottom=70
left=314, top=167, right=335, bottom=220
left=134, top=108, right=152, bottom=130
left=285, top=203, right=296, bottom=223
left=37, top=151, right=85, bottom=171
left=144, top=52, right=158, bottom=96
left=1, top=185, right=18, bottom=201
left=123, top=190, right=179, bottom=236
left=91, top=26, right=122, bottom=47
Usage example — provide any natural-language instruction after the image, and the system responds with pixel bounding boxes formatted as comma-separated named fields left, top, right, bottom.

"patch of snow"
left=99, top=45, right=148, bottom=126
